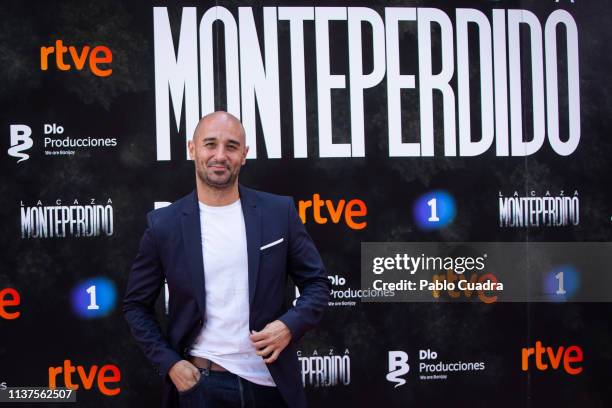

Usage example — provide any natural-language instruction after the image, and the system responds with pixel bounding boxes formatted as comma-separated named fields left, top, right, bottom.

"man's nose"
left=213, top=146, right=227, bottom=161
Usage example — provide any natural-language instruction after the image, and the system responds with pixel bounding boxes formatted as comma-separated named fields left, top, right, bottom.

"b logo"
left=8, top=125, right=33, bottom=163
left=386, top=351, right=409, bottom=388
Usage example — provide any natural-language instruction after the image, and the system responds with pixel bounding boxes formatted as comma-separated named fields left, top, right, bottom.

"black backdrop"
left=1, top=1, right=611, bottom=407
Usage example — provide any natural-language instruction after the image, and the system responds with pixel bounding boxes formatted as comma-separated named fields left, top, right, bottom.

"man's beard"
left=197, top=163, right=239, bottom=189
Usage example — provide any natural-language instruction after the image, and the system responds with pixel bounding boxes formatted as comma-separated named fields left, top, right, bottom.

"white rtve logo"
left=8, top=124, right=33, bottom=163
left=386, top=351, right=409, bottom=388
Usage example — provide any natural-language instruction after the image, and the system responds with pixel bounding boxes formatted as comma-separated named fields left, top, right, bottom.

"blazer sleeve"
left=122, top=214, right=182, bottom=377
left=278, top=198, right=331, bottom=341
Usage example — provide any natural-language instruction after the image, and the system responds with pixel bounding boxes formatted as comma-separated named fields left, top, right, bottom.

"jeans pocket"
left=178, top=375, right=207, bottom=408
left=178, top=375, right=204, bottom=397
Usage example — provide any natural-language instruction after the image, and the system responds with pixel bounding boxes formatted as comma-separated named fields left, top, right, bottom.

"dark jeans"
left=178, top=368, right=288, bottom=408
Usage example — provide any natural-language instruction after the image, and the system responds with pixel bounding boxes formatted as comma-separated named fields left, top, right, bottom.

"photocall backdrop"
left=1, top=0, right=611, bottom=407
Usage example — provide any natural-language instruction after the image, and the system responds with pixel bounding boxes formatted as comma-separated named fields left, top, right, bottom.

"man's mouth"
left=208, top=164, right=228, bottom=171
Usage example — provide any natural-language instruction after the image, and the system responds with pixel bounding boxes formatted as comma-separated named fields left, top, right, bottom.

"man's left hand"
left=250, top=320, right=292, bottom=364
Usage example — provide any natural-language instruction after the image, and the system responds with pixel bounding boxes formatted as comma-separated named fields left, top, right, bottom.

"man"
left=123, top=111, right=330, bottom=407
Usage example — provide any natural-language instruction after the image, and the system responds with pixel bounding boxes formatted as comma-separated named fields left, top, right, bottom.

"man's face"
left=188, top=116, right=249, bottom=189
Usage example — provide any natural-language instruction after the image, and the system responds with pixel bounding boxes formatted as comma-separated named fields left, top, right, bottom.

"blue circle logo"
left=71, top=277, right=117, bottom=319
left=413, top=191, right=456, bottom=230
left=542, top=265, right=580, bottom=301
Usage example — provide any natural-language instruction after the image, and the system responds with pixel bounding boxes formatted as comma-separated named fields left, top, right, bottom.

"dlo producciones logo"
left=294, top=273, right=394, bottom=308
left=387, top=348, right=486, bottom=386
left=8, top=123, right=117, bottom=161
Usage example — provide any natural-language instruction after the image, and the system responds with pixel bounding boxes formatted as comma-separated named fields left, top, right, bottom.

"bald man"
left=123, top=112, right=330, bottom=408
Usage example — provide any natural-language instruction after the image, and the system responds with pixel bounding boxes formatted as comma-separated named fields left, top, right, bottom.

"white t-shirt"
left=189, top=199, right=275, bottom=386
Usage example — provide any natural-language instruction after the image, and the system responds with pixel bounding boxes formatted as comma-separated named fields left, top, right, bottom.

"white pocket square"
left=260, top=238, right=284, bottom=250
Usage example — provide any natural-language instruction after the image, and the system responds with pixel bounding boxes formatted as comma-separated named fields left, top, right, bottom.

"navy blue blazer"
left=123, top=185, right=330, bottom=408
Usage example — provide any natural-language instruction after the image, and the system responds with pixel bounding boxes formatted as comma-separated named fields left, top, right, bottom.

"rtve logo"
left=40, top=40, right=112, bottom=77
left=0, top=287, right=21, bottom=320
left=49, top=360, right=120, bottom=396
left=298, top=194, right=367, bottom=230
left=521, top=341, right=583, bottom=375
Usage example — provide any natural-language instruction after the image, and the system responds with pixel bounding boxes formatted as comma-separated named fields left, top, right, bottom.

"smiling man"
left=123, top=111, right=330, bottom=408
left=191, top=113, right=245, bottom=189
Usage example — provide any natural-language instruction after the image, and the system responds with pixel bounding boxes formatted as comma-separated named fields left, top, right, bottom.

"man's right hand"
left=168, top=360, right=201, bottom=392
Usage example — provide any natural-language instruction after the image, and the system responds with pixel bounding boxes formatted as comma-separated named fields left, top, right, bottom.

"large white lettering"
left=153, top=7, right=581, bottom=160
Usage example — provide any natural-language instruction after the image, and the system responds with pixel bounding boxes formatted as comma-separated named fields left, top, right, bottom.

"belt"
left=189, top=356, right=228, bottom=372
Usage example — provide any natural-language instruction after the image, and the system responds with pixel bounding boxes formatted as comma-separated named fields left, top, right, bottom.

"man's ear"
left=242, top=146, right=249, bottom=165
left=188, top=140, right=195, bottom=160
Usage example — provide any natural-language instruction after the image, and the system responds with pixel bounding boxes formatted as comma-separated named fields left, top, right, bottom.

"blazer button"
left=198, top=319, right=203, bottom=325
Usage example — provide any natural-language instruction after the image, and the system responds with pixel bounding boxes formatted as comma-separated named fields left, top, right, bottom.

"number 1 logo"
left=543, top=266, right=579, bottom=301
left=414, top=191, right=456, bottom=230
left=71, top=277, right=116, bottom=319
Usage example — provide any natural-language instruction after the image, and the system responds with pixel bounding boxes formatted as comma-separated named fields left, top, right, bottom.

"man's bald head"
left=192, top=111, right=246, bottom=144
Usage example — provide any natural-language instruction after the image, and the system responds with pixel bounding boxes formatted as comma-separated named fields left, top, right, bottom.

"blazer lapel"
left=239, top=185, right=261, bottom=307
left=181, top=191, right=205, bottom=315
